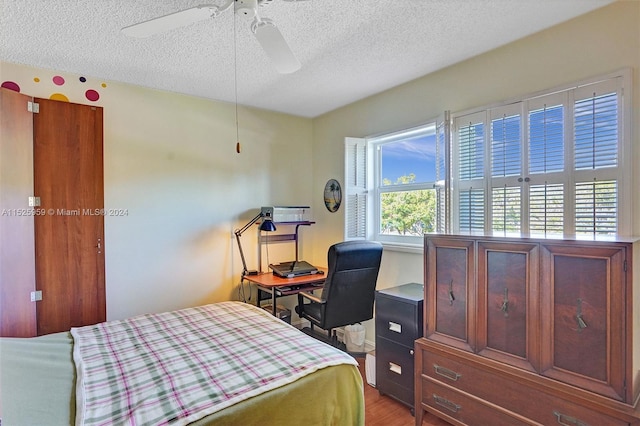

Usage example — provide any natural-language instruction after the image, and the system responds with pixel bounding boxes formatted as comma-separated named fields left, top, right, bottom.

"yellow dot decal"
left=101, top=83, right=107, bottom=88
left=50, top=93, right=70, bottom=102
left=34, top=77, right=40, bottom=83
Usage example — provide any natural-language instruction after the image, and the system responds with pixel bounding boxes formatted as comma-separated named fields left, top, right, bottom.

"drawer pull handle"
left=388, top=321, right=402, bottom=333
left=553, top=411, right=589, bottom=426
left=433, top=394, right=461, bottom=413
left=434, top=364, right=461, bottom=381
left=389, top=362, right=402, bottom=375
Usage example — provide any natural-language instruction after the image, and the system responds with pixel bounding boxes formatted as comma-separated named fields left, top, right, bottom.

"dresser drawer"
left=418, top=343, right=630, bottom=426
left=376, top=338, right=414, bottom=391
left=420, top=377, right=534, bottom=426
left=375, top=295, right=421, bottom=347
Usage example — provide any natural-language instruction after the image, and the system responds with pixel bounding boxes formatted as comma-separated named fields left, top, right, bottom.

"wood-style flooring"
left=356, top=357, right=450, bottom=426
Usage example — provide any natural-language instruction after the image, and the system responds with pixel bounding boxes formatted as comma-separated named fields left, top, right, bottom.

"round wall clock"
left=323, top=179, right=342, bottom=213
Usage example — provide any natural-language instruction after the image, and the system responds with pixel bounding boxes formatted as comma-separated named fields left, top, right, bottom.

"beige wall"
left=0, top=62, right=314, bottom=321
left=310, top=1, right=640, bottom=340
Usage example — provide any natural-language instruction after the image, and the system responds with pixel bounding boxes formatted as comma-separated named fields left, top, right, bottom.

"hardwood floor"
left=356, top=358, right=450, bottom=426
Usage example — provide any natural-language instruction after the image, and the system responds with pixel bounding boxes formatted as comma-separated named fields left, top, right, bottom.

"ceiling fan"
left=121, top=0, right=308, bottom=74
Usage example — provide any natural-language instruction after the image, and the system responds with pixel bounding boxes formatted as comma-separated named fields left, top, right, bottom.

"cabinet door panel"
left=541, top=243, right=628, bottom=402
left=425, top=237, right=475, bottom=352
left=553, top=255, right=607, bottom=380
left=477, top=241, right=539, bottom=372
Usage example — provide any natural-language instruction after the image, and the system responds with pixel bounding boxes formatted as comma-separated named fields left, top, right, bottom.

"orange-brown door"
left=33, top=98, right=105, bottom=335
left=0, top=88, right=37, bottom=337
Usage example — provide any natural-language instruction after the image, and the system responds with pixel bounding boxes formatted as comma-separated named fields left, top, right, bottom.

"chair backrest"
left=320, top=240, right=383, bottom=330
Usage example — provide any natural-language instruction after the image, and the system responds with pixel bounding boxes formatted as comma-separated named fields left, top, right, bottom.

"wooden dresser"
left=415, top=234, right=640, bottom=426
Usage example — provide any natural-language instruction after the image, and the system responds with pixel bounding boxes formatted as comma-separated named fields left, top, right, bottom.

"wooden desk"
left=243, top=268, right=327, bottom=316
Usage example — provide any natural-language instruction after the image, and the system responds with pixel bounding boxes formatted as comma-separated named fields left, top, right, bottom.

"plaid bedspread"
left=71, top=301, right=357, bottom=426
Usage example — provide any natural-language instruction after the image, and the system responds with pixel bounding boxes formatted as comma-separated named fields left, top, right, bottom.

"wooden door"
left=540, top=242, right=628, bottom=402
left=0, top=89, right=37, bottom=337
left=33, top=98, right=105, bottom=335
left=477, top=240, right=539, bottom=372
left=424, top=236, right=475, bottom=352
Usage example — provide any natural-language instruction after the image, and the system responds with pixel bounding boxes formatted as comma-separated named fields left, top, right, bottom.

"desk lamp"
left=235, top=207, right=276, bottom=277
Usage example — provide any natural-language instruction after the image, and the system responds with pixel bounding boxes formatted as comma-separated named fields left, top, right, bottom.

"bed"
left=0, top=301, right=364, bottom=425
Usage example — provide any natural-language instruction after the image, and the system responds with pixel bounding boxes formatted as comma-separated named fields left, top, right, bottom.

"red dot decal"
left=1, top=81, right=20, bottom=92
left=53, top=75, right=65, bottom=86
left=85, top=89, right=100, bottom=102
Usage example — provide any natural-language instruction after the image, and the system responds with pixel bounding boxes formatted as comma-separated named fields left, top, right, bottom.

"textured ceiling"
left=1, top=0, right=613, bottom=118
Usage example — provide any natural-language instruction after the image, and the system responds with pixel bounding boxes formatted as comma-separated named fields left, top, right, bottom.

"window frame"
left=344, top=69, right=632, bottom=247
left=344, top=120, right=441, bottom=250
left=450, top=69, right=632, bottom=237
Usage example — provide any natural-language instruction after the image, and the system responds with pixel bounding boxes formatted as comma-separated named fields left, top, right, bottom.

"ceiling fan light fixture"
left=235, top=0, right=258, bottom=19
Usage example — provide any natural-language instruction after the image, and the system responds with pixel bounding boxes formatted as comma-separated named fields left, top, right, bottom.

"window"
left=345, top=121, right=441, bottom=246
left=451, top=71, right=631, bottom=236
left=345, top=70, right=631, bottom=247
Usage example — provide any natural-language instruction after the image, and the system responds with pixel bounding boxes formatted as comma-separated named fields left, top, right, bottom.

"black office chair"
left=295, top=240, right=383, bottom=350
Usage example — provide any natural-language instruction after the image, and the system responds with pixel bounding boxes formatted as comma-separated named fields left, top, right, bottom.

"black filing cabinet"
left=375, top=282, right=424, bottom=411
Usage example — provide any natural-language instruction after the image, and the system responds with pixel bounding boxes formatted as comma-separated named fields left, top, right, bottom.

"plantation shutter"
left=435, top=111, right=450, bottom=233
left=526, top=93, right=567, bottom=235
left=453, top=112, right=486, bottom=233
left=344, top=137, right=367, bottom=240
left=529, top=183, right=564, bottom=234
left=489, top=105, right=522, bottom=233
left=573, top=79, right=621, bottom=236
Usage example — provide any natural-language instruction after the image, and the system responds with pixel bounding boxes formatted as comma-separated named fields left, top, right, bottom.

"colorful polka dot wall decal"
left=1, top=81, right=20, bottom=92
left=52, top=75, right=65, bottom=86
left=50, top=93, right=69, bottom=102
left=79, top=76, right=86, bottom=83
left=85, top=89, right=99, bottom=102
left=34, top=77, right=40, bottom=83
left=101, top=83, right=107, bottom=88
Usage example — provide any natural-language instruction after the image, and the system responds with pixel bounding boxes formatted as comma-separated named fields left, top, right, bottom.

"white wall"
left=309, top=1, right=640, bottom=340
left=0, top=62, right=314, bottom=321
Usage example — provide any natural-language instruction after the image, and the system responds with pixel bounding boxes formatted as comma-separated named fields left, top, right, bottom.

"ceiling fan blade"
left=122, top=6, right=217, bottom=38
left=251, top=19, right=301, bottom=74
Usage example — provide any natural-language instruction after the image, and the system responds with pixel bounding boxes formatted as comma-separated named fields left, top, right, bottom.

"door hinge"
left=30, top=290, right=42, bottom=302
left=28, top=196, right=41, bottom=207
left=27, top=101, right=40, bottom=113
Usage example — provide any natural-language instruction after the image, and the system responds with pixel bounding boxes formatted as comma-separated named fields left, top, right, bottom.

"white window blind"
left=574, top=92, right=618, bottom=170
left=491, top=113, right=521, bottom=178
left=435, top=112, right=450, bottom=233
left=529, top=104, right=564, bottom=174
left=459, top=121, right=485, bottom=181
left=575, top=180, right=617, bottom=235
left=492, top=186, right=521, bottom=233
left=450, top=72, right=628, bottom=236
left=458, top=188, right=485, bottom=232
left=529, top=183, right=564, bottom=235
left=344, top=137, right=367, bottom=240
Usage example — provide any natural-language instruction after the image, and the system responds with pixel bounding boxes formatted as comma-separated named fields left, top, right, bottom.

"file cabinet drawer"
left=376, top=338, right=414, bottom=391
left=375, top=296, right=420, bottom=347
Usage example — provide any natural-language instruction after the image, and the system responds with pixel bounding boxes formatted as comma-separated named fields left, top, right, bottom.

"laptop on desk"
left=269, top=260, right=319, bottom=278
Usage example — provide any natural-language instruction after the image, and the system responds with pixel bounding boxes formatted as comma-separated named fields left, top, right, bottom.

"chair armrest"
left=299, top=291, right=325, bottom=304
